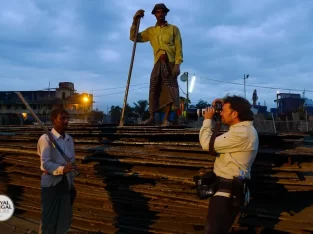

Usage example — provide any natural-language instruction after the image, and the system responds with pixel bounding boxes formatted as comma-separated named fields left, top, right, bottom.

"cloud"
left=207, top=24, right=285, bottom=45
left=98, top=49, right=121, bottom=63
left=0, top=0, right=313, bottom=112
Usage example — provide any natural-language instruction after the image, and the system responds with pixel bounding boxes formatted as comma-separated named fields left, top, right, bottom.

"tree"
left=109, top=105, right=122, bottom=123
left=180, top=96, right=191, bottom=104
left=133, top=100, right=149, bottom=119
left=195, top=99, right=210, bottom=109
left=125, top=103, right=137, bottom=119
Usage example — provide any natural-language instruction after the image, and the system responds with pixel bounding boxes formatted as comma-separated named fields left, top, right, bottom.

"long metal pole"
left=186, top=72, right=189, bottom=110
left=15, top=92, right=80, bottom=176
left=119, top=18, right=142, bottom=127
left=244, top=74, right=246, bottom=99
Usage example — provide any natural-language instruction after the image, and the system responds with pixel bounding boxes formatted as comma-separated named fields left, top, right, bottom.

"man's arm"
left=130, top=24, right=150, bottom=42
left=38, top=135, right=64, bottom=175
left=199, top=119, right=214, bottom=151
left=174, top=26, right=183, bottom=65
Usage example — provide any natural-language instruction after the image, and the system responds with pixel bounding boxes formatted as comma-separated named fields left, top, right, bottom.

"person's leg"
left=161, top=104, right=172, bottom=126
left=142, top=63, right=161, bottom=125
left=204, top=196, right=239, bottom=234
left=160, top=61, right=178, bottom=126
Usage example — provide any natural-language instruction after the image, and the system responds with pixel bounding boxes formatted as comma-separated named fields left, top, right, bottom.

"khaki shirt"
left=130, top=22, right=183, bottom=65
left=199, top=120, right=259, bottom=197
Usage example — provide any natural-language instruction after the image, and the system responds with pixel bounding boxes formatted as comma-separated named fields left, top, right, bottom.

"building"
left=304, top=98, right=313, bottom=116
left=274, top=92, right=305, bottom=119
left=0, top=82, right=94, bottom=124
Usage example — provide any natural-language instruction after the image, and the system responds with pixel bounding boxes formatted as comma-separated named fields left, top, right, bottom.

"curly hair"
left=223, top=95, right=254, bottom=121
left=50, top=107, right=69, bottom=123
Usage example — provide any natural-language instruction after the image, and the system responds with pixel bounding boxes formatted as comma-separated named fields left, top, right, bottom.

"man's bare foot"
left=142, top=118, right=155, bottom=125
left=161, top=119, right=172, bottom=127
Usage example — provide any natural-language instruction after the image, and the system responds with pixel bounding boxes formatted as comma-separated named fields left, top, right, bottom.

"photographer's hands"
left=204, top=98, right=224, bottom=120
left=212, top=98, right=224, bottom=107
left=204, top=107, right=215, bottom=120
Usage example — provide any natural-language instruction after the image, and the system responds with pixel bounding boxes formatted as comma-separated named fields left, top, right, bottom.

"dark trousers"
left=204, top=195, right=240, bottom=234
left=70, top=187, right=77, bottom=205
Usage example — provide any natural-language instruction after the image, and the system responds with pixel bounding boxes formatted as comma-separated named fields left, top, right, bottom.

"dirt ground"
left=0, top=216, right=83, bottom=234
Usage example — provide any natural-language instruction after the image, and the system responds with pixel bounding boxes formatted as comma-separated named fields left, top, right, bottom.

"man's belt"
left=217, top=177, right=233, bottom=193
left=159, top=53, right=167, bottom=61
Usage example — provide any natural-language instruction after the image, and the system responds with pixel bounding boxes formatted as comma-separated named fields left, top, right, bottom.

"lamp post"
left=243, top=74, right=249, bottom=99
left=179, top=72, right=196, bottom=110
left=180, top=72, right=189, bottom=109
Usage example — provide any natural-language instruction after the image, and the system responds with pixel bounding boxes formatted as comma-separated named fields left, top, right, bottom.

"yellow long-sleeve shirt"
left=130, top=22, right=183, bottom=65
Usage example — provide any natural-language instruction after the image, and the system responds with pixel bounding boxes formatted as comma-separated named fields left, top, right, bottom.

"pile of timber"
left=0, top=124, right=313, bottom=234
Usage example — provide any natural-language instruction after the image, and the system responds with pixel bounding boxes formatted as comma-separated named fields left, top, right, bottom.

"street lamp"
left=83, top=96, right=89, bottom=102
left=180, top=72, right=189, bottom=109
left=180, top=72, right=196, bottom=109
left=189, top=75, right=196, bottom=93
left=243, top=74, right=249, bottom=99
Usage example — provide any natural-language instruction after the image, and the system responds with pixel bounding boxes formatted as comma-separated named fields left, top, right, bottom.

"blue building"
left=274, top=93, right=305, bottom=119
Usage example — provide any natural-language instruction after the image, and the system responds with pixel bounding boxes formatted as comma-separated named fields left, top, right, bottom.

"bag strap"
left=209, top=120, right=221, bottom=156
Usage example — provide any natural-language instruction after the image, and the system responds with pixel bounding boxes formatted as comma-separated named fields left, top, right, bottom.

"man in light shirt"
left=199, top=95, right=259, bottom=234
left=130, top=3, right=183, bottom=126
left=37, top=107, right=77, bottom=234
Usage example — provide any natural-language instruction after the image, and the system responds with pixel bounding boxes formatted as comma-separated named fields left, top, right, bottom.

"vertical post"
left=244, top=74, right=246, bottom=99
left=271, top=112, right=277, bottom=134
left=119, top=17, right=142, bottom=127
left=243, top=74, right=249, bottom=99
left=186, top=72, right=189, bottom=110
left=306, top=109, right=309, bottom=132
left=286, top=116, right=289, bottom=133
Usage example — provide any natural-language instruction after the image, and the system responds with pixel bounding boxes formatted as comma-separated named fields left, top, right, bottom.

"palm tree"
left=109, top=105, right=122, bottom=123
left=133, top=100, right=149, bottom=119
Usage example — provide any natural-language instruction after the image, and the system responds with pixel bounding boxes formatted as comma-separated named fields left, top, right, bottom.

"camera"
left=197, top=108, right=207, bottom=117
left=193, top=172, right=218, bottom=200
left=213, top=101, right=223, bottom=115
left=213, top=101, right=223, bottom=121
left=197, top=101, right=223, bottom=119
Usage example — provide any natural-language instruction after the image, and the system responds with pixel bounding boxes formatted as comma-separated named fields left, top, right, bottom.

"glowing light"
left=189, top=76, right=196, bottom=93
left=83, top=97, right=89, bottom=102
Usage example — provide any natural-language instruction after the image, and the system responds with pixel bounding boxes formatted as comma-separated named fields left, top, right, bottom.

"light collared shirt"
left=130, top=22, right=183, bottom=65
left=37, top=128, right=75, bottom=189
left=199, top=120, right=259, bottom=197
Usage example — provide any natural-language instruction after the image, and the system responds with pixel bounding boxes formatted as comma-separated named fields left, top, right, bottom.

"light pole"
left=180, top=72, right=189, bottom=109
left=180, top=72, right=196, bottom=110
left=243, top=74, right=249, bottom=99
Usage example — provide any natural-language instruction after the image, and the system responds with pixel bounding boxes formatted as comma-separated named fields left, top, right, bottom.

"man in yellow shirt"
left=130, top=3, right=183, bottom=126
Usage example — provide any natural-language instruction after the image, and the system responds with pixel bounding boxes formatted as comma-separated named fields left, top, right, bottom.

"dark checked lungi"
left=148, top=54, right=180, bottom=113
left=39, top=175, right=76, bottom=234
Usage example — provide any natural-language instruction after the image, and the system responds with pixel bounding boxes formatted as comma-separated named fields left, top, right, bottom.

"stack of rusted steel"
left=0, top=125, right=312, bottom=233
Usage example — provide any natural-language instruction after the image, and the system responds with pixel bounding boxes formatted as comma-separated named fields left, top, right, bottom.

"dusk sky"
left=1, top=0, right=313, bottom=112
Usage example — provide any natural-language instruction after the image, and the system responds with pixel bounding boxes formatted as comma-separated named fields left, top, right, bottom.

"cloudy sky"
left=1, top=0, right=313, bottom=112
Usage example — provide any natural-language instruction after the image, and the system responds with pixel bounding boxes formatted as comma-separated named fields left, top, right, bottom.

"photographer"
left=199, top=95, right=259, bottom=234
